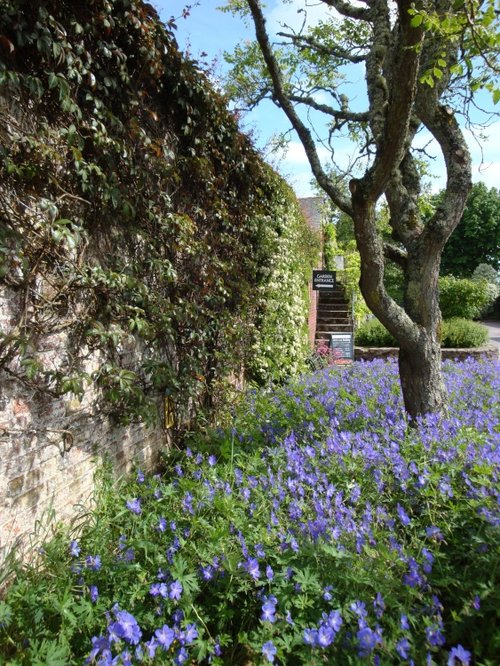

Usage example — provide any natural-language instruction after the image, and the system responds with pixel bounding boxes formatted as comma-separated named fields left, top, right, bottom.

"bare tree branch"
left=321, top=0, right=372, bottom=21
left=289, top=93, right=370, bottom=121
left=277, top=30, right=367, bottom=63
left=365, top=0, right=424, bottom=200
left=246, top=0, right=353, bottom=215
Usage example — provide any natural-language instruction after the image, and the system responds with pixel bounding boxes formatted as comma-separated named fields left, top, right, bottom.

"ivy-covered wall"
left=0, top=0, right=318, bottom=560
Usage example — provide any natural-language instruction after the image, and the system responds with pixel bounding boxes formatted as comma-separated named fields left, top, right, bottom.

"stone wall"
left=355, top=345, right=500, bottom=362
left=0, top=285, right=167, bottom=565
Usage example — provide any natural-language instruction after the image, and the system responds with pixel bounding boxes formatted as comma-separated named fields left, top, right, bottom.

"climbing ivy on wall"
left=0, top=0, right=318, bottom=429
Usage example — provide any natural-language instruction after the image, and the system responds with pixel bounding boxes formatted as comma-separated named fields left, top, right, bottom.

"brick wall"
left=308, top=285, right=318, bottom=347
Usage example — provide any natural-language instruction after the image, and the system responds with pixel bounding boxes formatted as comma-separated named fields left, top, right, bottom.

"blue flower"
left=85, top=554, right=101, bottom=571
left=155, top=624, right=175, bottom=650
left=108, top=610, right=142, bottom=645
left=150, top=582, right=168, bottom=598
left=425, top=525, right=443, bottom=542
left=317, top=624, right=335, bottom=648
left=396, top=503, right=411, bottom=526
left=447, top=645, right=471, bottom=665
left=184, top=623, right=198, bottom=644
left=175, top=646, right=189, bottom=664
left=243, top=557, right=260, bottom=580
left=169, top=580, right=183, bottom=600
left=262, top=640, right=277, bottom=663
left=89, top=585, right=99, bottom=603
left=303, top=628, right=318, bottom=645
left=69, top=540, right=80, bottom=557
left=261, top=595, right=277, bottom=623
left=323, top=585, right=333, bottom=601
left=145, top=638, right=158, bottom=658
left=324, top=610, right=342, bottom=632
left=426, top=625, right=445, bottom=647
left=357, top=626, right=379, bottom=655
left=126, top=498, right=141, bottom=515
left=396, top=638, right=411, bottom=659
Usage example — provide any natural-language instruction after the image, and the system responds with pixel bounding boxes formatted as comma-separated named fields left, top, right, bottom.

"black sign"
left=313, top=270, right=336, bottom=290
left=330, top=332, right=354, bottom=360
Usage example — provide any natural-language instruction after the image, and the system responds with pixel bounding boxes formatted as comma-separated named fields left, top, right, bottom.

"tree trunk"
left=399, top=337, right=447, bottom=420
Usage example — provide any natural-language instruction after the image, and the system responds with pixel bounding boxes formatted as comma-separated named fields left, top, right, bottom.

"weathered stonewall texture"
left=0, top=287, right=166, bottom=565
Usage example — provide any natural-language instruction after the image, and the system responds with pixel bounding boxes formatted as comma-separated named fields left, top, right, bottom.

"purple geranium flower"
left=396, top=503, right=411, bottom=526
left=175, top=646, right=189, bottom=664
left=261, top=595, right=277, bottom=623
left=126, top=498, right=142, bottom=515
left=447, top=645, right=472, bottom=665
left=243, top=557, right=260, bottom=580
left=426, top=625, right=445, bottom=647
left=357, top=626, right=379, bottom=655
left=86, top=554, right=101, bottom=571
left=155, top=624, right=175, bottom=650
left=69, top=540, right=80, bottom=557
left=109, top=610, right=142, bottom=645
left=262, top=640, right=277, bottom=663
left=303, top=628, right=318, bottom=645
left=317, top=624, right=335, bottom=647
left=150, top=582, right=168, bottom=598
left=396, top=638, right=411, bottom=659
left=169, top=580, right=183, bottom=600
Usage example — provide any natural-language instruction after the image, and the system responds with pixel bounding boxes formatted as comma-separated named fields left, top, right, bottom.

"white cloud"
left=281, top=140, right=331, bottom=166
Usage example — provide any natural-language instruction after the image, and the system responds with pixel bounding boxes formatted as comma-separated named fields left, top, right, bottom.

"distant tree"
left=440, top=183, right=500, bottom=277
left=225, top=0, right=499, bottom=419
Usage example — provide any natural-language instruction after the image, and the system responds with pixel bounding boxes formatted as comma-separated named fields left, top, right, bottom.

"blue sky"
left=156, top=0, right=500, bottom=198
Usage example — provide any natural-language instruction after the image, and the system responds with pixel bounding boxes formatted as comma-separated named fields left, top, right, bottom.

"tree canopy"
left=440, top=182, right=500, bottom=276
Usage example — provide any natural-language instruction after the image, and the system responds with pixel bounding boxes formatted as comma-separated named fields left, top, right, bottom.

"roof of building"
left=299, top=196, right=326, bottom=231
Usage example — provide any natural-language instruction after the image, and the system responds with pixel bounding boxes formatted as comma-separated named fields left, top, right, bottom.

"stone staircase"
left=315, top=284, right=353, bottom=345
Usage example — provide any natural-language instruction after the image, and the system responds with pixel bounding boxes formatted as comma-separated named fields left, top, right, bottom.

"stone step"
left=317, top=313, right=351, bottom=320
left=317, top=322, right=352, bottom=329
left=315, top=327, right=353, bottom=335
left=317, top=309, right=351, bottom=316
left=318, top=297, right=349, bottom=304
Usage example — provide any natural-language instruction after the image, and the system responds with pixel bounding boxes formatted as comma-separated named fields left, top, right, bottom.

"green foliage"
left=355, top=318, right=397, bottom=347
left=323, top=222, right=338, bottom=272
left=439, top=276, right=494, bottom=320
left=440, top=183, right=500, bottom=276
left=246, top=175, right=321, bottom=384
left=0, top=0, right=315, bottom=429
left=441, top=318, right=489, bottom=349
left=408, top=0, right=500, bottom=101
left=356, top=317, right=489, bottom=348
left=472, top=263, right=499, bottom=285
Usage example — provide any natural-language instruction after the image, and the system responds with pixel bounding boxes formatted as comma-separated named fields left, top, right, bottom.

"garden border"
left=355, top=345, right=499, bottom=362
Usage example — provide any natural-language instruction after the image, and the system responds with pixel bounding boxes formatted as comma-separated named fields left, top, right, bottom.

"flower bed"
left=1, top=359, right=499, bottom=665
